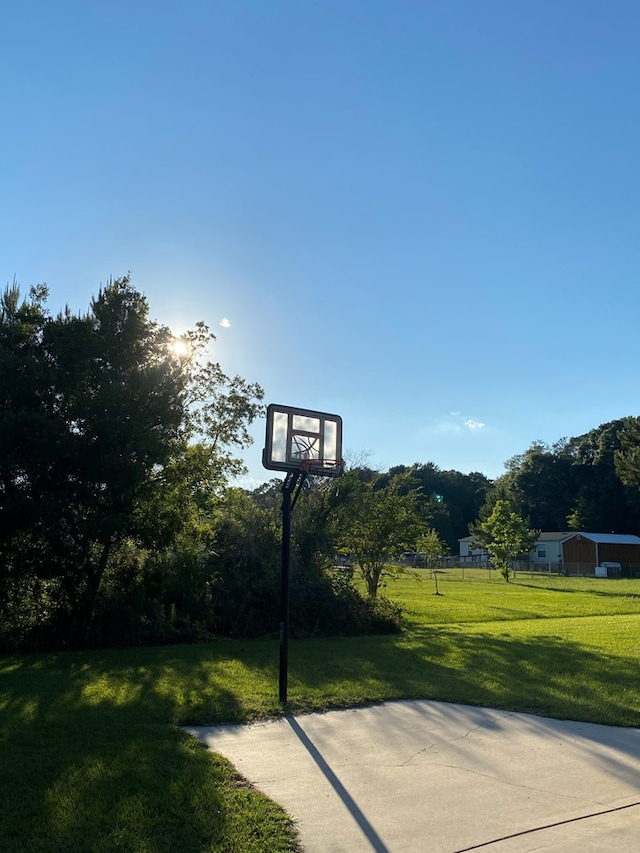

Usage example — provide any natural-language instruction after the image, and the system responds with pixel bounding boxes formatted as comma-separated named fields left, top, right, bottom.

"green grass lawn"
left=2, top=572, right=640, bottom=851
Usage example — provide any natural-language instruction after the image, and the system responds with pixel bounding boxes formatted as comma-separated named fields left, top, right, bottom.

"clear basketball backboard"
left=262, top=403, right=343, bottom=477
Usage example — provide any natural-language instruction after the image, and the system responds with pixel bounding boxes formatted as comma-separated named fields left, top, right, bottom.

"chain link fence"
left=415, top=561, right=640, bottom=580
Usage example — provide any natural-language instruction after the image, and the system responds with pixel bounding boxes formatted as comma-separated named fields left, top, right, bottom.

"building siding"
left=562, top=537, right=640, bottom=570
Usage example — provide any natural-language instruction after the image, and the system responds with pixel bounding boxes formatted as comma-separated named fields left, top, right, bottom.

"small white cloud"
left=465, top=419, right=486, bottom=430
left=450, top=411, right=461, bottom=416
left=219, top=318, right=231, bottom=328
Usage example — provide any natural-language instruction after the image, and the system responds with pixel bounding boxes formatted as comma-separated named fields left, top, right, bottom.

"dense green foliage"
left=491, top=420, right=640, bottom=534
left=206, top=487, right=403, bottom=638
left=615, top=416, right=640, bottom=501
left=0, top=278, right=269, bottom=649
left=255, top=465, right=486, bottom=599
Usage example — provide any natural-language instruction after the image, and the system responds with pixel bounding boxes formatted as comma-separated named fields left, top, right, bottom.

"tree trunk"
left=70, top=536, right=113, bottom=645
left=364, top=563, right=382, bottom=598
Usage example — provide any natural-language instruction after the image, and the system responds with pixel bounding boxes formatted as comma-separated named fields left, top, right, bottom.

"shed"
left=561, top=532, right=640, bottom=574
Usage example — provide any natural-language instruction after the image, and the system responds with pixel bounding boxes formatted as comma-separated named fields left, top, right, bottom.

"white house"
left=458, top=536, right=489, bottom=564
left=529, top=532, right=568, bottom=564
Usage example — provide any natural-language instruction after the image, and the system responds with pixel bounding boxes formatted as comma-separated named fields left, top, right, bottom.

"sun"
left=169, top=337, right=190, bottom=358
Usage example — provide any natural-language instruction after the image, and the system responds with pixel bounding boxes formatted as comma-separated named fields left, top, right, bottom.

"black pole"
left=279, top=471, right=306, bottom=705
left=279, top=474, right=293, bottom=704
left=278, top=468, right=310, bottom=705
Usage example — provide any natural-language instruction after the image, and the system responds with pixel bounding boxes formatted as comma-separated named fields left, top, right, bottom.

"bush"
left=0, top=490, right=403, bottom=651
left=289, top=560, right=403, bottom=637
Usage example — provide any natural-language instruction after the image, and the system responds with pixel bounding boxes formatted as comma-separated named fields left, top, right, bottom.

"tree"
left=416, top=528, right=448, bottom=569
left=499, top=442, right=575, bottom=531
left=563, top=420, right=640, bottom=532
left=615, top=418, right=640, bottom=484
left=336, top=472, right=421, bottom=597
left=470, top=499, right=538, bottom=582
left=417, top=527, right=448, bottom=595
left=0, top=276, right=264, bottom=647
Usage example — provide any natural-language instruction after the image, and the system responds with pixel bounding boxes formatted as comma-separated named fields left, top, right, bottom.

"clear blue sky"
left=4, top=1, right=640, bottom=486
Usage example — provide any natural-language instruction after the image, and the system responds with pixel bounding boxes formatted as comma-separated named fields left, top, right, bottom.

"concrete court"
left=186, top=700, right=640, bottom=852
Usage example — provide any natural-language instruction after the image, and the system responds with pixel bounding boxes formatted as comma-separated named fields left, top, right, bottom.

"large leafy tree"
left=0, top=283, right=51, bottom=554
left=567, top=418, right=640, bottom=532
left=615, top=416, right=640, bottom=492
left=335, top=471, right=421, bottom=597
left=470, top=499, right=538, bottom=582
left=0, top=276, right=264, bottom=645
left=499, top=441, right=575, bottom=531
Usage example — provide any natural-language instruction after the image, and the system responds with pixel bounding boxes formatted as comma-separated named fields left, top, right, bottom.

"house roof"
left=537, top=531, right=570, bottom=542
left=459, top=531, right=640, bottom=546
left=461, top=531, right=576, bottom=544
left=561, top=532, right=640, bottom=546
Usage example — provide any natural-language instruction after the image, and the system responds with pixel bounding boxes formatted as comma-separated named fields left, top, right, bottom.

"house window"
left=537, top=545, right=547, bottom=559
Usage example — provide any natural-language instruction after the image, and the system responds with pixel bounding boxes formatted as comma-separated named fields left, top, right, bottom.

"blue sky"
left=4, top=1, right=640, bottom=486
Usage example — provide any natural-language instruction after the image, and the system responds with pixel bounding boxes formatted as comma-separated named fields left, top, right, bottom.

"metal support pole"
left=279, top=474, right=293, bottom=704
left=278, top=470, right=307, bottom=705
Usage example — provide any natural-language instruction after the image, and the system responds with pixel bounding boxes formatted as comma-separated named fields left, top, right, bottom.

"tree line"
left=486, top=425, right=640, bottom=534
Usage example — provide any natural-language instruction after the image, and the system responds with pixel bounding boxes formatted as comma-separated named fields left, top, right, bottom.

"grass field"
left=2, top=572, right=640, bottom=851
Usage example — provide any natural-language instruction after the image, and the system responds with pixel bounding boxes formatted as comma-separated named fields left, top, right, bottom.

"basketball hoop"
left=262, top=402, right=344, bottom=705
left=299, top=458, right=345, bottom=478
left=262, top=404, right=343, bottom=477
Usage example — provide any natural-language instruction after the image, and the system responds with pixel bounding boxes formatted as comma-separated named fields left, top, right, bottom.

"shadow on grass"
left=514, top=580, right=640, bottom=601
left=0, top=646, right=295, bottom=853
left=286, top=627, right=640, bottom=729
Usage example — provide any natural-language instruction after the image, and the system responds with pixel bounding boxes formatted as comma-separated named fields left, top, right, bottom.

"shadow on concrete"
left=286, top=715, right=390, bottom=852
